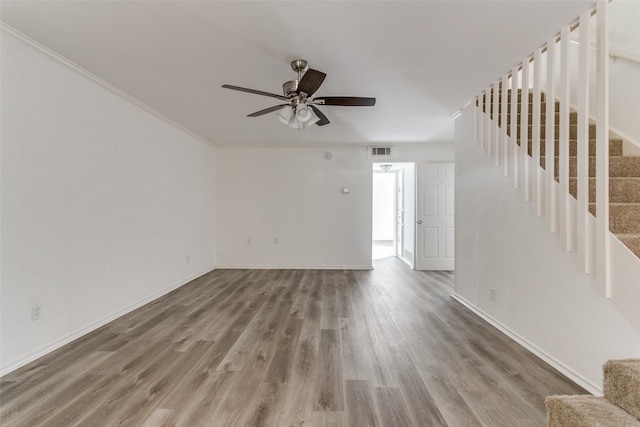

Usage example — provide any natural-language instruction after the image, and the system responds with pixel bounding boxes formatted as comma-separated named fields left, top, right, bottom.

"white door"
left=415, top=163, right=454, bottom=270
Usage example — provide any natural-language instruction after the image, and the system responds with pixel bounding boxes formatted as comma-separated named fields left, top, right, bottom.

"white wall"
left=609, top=0, right=640, bottom=147
left=0, top=31, right=217, bottom=374
left=215, top=146, right=373, bottom=269
left=215, top=144, right=454, bottom=269
left=454, top=105, right=640, bottom=393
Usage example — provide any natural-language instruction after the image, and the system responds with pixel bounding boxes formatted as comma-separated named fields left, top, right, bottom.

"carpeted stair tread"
left=604, top=359, right=640, bottom=420
left=545, top=395, right=640, bottom=427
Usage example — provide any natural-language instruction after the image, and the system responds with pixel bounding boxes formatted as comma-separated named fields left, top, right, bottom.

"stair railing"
left=473, top=1, right=611, bottom=294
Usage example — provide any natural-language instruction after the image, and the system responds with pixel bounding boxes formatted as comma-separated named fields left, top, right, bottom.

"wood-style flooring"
left=0, top=257, right=586, bottom=426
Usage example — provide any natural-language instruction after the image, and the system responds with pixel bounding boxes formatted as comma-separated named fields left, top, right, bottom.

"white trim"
left=520, top=60, right=530, bottom=202
left=214, top=141, right=455, bottom=150
left=214, top=265, right=373, bottom=270
left=0, top=23, right=215, bottom=148
left=609, top=51, right=640, bottom=66
left=559, top=25, right=571, bottom=251
left=397, top=255, right=414, bottom=269
left=0, top=267, right=216, bottom=377
left=510, top=66, right=519, bottom=189
left=450, top=294, right=602, bottom=396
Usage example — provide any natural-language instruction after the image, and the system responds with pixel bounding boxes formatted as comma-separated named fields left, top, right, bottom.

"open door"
left=372, top=163, right=415, bottom=266
left=415, top=163, right=454, bottom=270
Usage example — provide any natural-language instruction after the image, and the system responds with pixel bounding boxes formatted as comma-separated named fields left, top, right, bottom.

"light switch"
left=342, top=187, right=350, bottom=194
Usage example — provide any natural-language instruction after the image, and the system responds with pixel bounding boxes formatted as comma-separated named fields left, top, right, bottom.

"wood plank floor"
left=0, top=257, right=587, bottom=426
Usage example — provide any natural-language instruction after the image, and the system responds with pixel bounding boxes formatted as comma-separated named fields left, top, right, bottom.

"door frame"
left=372, top=162, right=416, bottom=267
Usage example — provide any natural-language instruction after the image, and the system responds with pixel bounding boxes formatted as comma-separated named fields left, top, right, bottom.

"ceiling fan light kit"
left=222, top=59, right=375, bottom=130
left=295, top=104, right=313, bottom=122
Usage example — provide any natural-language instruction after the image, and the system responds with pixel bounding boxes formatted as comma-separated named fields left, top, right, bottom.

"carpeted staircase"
left=484, top=89, right=640, bottom=259
left=545, top=359, right=640, bottom=426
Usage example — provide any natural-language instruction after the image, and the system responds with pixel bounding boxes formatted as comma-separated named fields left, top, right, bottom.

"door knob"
left=417, top=220, right=422, bottom=224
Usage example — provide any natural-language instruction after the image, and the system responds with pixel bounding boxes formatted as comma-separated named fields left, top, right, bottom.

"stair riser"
left=505, top=112, right=577, bottom=127
left=527, top=139, right=624, bottom=157
left=482, top=90, right=547, bottom=103
left=546, top=156, right=640, bottom=178
left=610, top=205, right=640, bottom=233
left=603, top=360, right=640, bottom=419
left=569, top=178, right=640, bottom=203
left=484, top=101, right=560, bottom=116
left=513, top=124, right=597, bottom=141
left=589, top=204, right=640, bottom=233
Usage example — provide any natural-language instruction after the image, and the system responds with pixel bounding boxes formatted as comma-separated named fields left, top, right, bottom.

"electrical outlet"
left=32, top=304, right=41, bottom=321
left=489, top=288, right=497, bottom=301
left=274, top=237, right=279, bottom=244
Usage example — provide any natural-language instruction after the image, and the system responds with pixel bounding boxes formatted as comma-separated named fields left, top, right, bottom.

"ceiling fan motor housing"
left=282, top=80, right=298, bottom=97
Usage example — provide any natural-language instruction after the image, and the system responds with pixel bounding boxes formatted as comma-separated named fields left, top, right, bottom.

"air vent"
left=368, top=146, right=392, bottom=159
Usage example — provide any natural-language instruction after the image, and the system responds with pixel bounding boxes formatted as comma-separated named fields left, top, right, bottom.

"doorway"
left=372, top=162, right=415, bottom=267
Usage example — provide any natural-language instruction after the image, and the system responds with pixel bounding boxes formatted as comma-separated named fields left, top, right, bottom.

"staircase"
left=545, top=359, right=640, bottom=426
left=485, top=89, right=640, bottom=259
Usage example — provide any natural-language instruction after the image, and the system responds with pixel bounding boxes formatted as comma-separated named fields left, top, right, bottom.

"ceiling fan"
left=222, top=59, right=375, bottom=130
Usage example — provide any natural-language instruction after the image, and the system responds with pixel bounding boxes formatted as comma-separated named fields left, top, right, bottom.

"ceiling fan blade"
left=297, top=69, right=327, bottom=96
left=309, top=105, right=330, bottom=126
left=247, top=104, right=290, bottom=117
left=222, top=84, right=288, bottom=101
left=315, top=96, right=376, bottom=106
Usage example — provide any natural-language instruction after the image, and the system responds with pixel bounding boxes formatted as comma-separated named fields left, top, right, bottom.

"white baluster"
left=595, top=0, right=610, bottom=293
left=484, top=87, right=491, bottom=151
left=521, top=60, right=530, bottom=201
left=559, top=26, right=571, bottom=251
left=577, top=10, right=592, bottom=273
left=545, top=38, right=557, bottom=233
left=493, top=80, right=500, bottom=165
left=532, top=48, right=543, bottom=216
left=511, top=66, right=520, bottom=189
left=502, top=74, right=509, bottom=177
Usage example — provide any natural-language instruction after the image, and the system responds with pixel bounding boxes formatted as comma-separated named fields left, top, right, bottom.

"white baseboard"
left=451, top=293, right=602, bottom=396
left=214, top=265, right=373, bottom=270
left=0, top=266, right=215, bottom=377
left=398, top=255, right=414, bottom=268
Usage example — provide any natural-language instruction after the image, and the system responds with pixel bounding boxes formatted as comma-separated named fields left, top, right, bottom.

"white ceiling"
left=1, top=0, right=593, bottom=147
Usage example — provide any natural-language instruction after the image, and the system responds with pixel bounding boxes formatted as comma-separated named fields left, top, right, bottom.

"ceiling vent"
left=368, top=146, right=392, bottom=159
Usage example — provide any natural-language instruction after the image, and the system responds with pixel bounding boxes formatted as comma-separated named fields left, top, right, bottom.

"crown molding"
left=1, top=23, right=216, bottom=148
